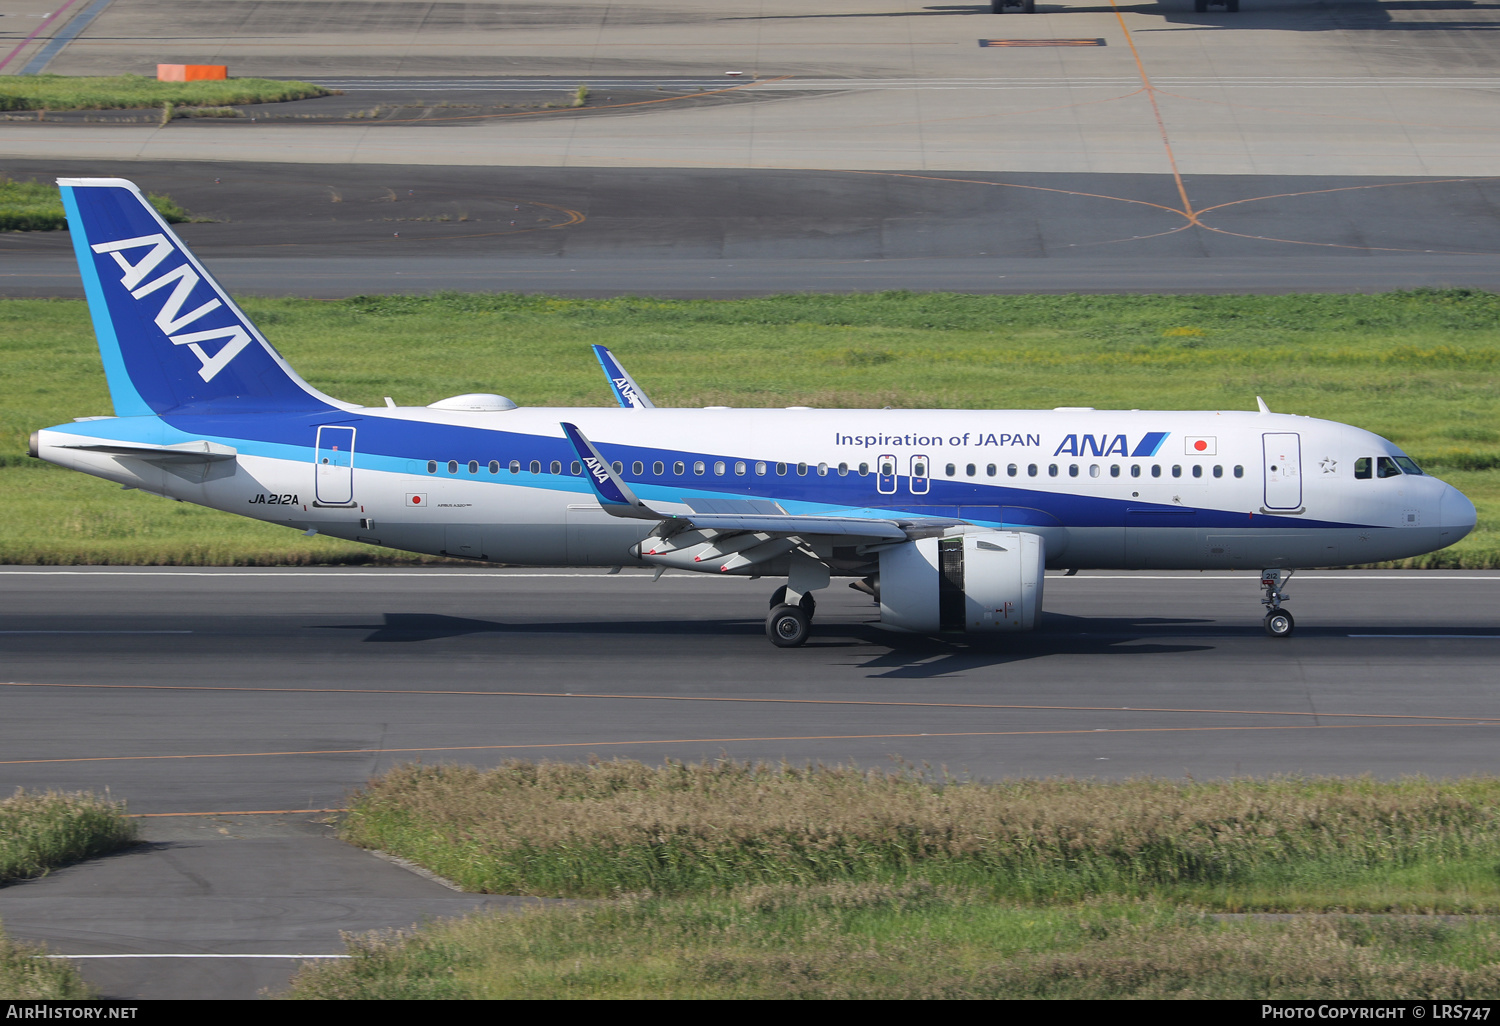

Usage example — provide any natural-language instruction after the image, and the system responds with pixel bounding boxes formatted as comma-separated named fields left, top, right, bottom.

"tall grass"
left=0, top=74, right=330, bottom=111
left=5, top=291, right=1499, bottom=565
left=341, top=761, right=1500, bottom=912
left=0, top=923, right=92, bottom=1000
left=0, top=178, right=191, bottom=232
left=0, top=789, right=137, bottom=884
left=285, top=884, right=1500, bottom=999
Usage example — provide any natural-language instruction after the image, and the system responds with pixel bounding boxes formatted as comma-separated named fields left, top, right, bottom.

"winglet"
left=592, top=345, right=657, bottom=409
left=560, top=422, right=663, bottom=520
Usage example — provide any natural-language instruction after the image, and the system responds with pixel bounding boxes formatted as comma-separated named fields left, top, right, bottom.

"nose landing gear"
left=1261, top=568, right=1295, bottom=637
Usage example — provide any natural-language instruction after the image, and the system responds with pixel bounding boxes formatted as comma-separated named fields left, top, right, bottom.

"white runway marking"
left=0, top=630, right=192, bottom=635
left=46, top=953, right=350, bottom=959
left=1346, top=635, right=1500, bottom=639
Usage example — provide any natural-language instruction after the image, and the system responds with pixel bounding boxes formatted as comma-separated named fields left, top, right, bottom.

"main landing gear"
left=767, top=586, right=818, bottom=648
left=1260, top=568, right=1295, bottom=637
left=765, top=554, right=829, bottom=648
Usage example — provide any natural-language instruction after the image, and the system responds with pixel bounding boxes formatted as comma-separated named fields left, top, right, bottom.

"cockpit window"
left=1393, top=456, right=1424, bottom=476
left=1354, top=457, right=1371, bottom=480
left=1376, top=456, right=1402, bottom=479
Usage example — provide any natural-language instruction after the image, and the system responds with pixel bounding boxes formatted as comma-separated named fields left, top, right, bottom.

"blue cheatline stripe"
left=59, top=186, right=152, bottom=418
left=20, top=0, right=114, bottom=74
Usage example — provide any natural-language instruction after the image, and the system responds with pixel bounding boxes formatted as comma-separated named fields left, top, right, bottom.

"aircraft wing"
left=560, top=422, right=929, bottom=546
left=591, top=345, right=657, bottom=409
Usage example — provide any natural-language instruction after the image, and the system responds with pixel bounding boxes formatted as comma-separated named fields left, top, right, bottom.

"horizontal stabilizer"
left=57, top=438, right=238, bottom=464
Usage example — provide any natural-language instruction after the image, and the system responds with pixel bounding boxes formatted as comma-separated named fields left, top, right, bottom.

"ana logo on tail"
left=90, top=234, right=251, bottom=382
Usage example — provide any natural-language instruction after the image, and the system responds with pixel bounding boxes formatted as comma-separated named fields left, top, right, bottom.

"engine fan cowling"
left=878, top=532, right=1045, bottom=633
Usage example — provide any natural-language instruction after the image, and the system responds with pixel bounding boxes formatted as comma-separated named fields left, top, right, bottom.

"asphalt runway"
left=5, top=568, right=1500, bottom=808
left=5, top=567, right=1500, bottom=997
left=5, top=158, right=1500, bottom=296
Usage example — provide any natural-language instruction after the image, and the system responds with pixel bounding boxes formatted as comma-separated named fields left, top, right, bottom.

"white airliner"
left=31, top=178, right=1475, bottom=646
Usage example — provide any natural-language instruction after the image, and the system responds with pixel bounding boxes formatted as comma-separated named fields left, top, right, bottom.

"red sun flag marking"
left=412, top=496, right=421, bottom=504
left=1195, top=440, right=1208, bottom=451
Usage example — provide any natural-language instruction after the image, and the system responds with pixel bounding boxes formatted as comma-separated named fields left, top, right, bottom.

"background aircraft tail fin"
left=59, top=177, right=341, bottom=416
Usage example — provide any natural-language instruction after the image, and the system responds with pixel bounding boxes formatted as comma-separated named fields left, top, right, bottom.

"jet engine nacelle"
left=878, top=531, right=1045, bottom=633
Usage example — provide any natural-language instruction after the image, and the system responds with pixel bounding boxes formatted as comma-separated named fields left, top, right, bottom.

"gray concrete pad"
left=4, top=2, right=1499, bottom=176
left=0, top=813, right=544, bottom=999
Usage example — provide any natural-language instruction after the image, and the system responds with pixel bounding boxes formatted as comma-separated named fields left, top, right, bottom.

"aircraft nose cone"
left=1441, top=486, right=1477, bottom=544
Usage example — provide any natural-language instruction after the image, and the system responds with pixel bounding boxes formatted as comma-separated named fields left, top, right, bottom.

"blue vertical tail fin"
left=59, top=177, right=342, bottom=416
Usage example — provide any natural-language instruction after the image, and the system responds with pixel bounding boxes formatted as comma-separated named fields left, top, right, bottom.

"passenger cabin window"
left=448, top=460, right=458, bottom=474
left=694, top=461, right=705, bottom=475
left=529, top=460, right=540, bottom=474
left=881, top=461, right=893, bottom=476
left=1109, top=465, right=1119, bottom=478
left=1172, top=465, right=1181, bottom=478
left=797, top=463, right=808, bottom=476
left=673, top=461, right=685, bottom=475
left=488, top=461, right=499, bottom=474
left=1028, top=464, right=1038, bottom=477
left=633, top=461, right=644, bottom=475
left=714, top=461, right=726, bottom=476
left=1090, top=465, right=1101, bottom=478
left=1234, top=465, right=1244, bottom=478
left=612, top=461, right=623, bottom=474
left=1048, top=464, right=1058, bottom=477
left=945, top=463, right=956, bottom=477
left=1213, top=465, right=1223, bottom=478
left=757, top=462, right=768, bottom=476
left=966, top=463, right=976, bottom=478
left=571, top=461, right=581, bottom=475
left=987, top=464, right=997, bottom=477
left=1192, top=465, right=1202, bottom=479
left=1130, top=465, right=1140, bottom=478
left=837, top=462, right=848, bottom=476
left=1377, top=456, right=1402, bottom=479
left=550, top=460, right=561, bottom=475
left=1151, top=465, right=1161, bottom=478
left=468, top=460, right=478, bottom=474
left=858, top=462, right=869, bottom=476
left=817, top=463, right=829, bottom=476
left=1008, top=464, right=1018, bottom=477
left=510, top=460, right=521, bottom=474
left=1068, top=464, right=1079, bottom=478
left=776, top=463, right=788, bottom=476
left=736, top=461, right=747, bottom=476
left=427, top=460, right=437, bottom=474
left=654, top=461, right=665, bottom=475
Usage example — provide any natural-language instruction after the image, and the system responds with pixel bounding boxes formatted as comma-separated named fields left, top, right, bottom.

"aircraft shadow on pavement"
left=842, top=613, right=1216, bottom=678
left=324, top=612, right=1240, bottom=669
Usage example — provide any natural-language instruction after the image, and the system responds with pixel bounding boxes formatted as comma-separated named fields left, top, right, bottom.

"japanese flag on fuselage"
left=1185, top=436, right=1217, bottom=456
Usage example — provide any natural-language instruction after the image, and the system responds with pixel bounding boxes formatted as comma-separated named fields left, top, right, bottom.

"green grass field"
left=0, top=789, right=137, bottom=885
left=1, top=177, right=192, bottom=232
left=0, top=74, right=330, bottom=112
left=285, top=887, right=1500, bottom=999
left=5, top=290, right=1499, bottom=565
left=0, top=924, right=92, bottom=1000
left=286, top=761, right=1500, bottom=998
